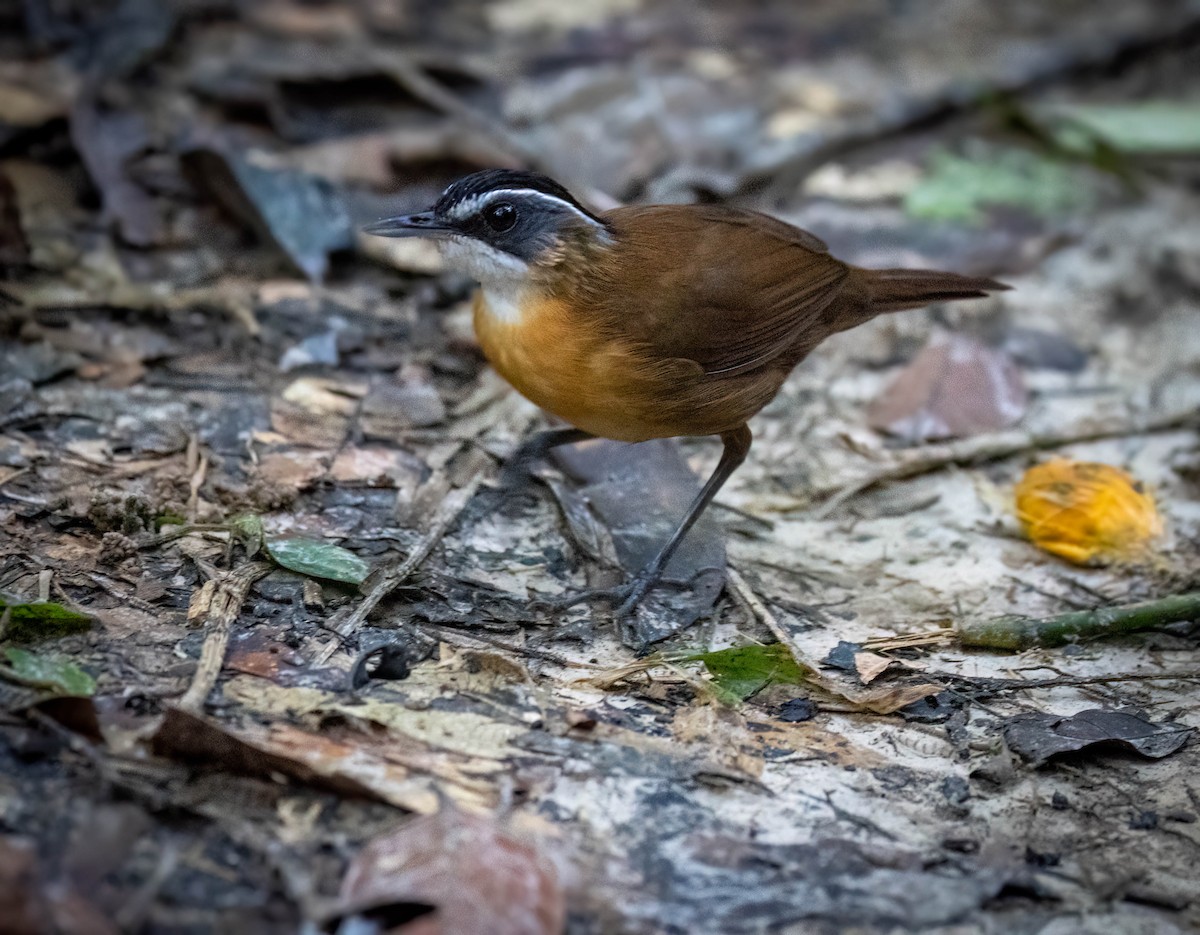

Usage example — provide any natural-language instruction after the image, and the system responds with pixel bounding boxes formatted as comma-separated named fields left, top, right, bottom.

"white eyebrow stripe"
left=446, top=188, right=606, bottom=229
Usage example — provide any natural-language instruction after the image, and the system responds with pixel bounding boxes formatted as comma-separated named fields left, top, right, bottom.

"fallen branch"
left=725, top=565, right=940, bottom=713
left=936, top=669, right=1200, bottom=696
left=738, top=15, right=1200, bottom=199
left=179, top=562, right=272, bottom=712
left=312, top=474, right=486, bottom=665
left=957, top=591, right=1200, bottom=651
left=812, top=409, right=1199, bottom=519
left=371, top=51, right=618, bottom=211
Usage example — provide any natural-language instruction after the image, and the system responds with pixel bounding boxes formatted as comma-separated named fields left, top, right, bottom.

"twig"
left=375, top=52, right=546, bottom=173
left=372, top=51, right=618, bottom=210
left=737, top=15, right=1200, bottom=199
left=861, top=630, right=954, bottom=652
left=178, top=562, right=271, bottom=712
left=312, top=474, right=486, bottom=665
left=937, top=669, right=1200, bottom=696
left=811, top=409, right=1199, bottom=519
left=727, top=565, right=944, bottom=712
left=186, top=437, right=208, bottom=522
left=799, top=790, right=898, bottom=841
left=957, top=592, right=1200, bottom=650
left=0, top=488, right=47, bottom=506
left=136, top=523, right=231, bottom=550
left=725, top=565, right=826, bottom=673
left=0, top=466, right=29, bottom=489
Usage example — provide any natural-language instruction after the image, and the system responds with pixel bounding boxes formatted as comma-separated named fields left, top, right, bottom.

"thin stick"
left=725, top=566, right=828, bottom=677
left=727, top=564, right=944, bottom=712
left=312, top=474, right=485, bottom=665
left=0, top=467, right=29, bottom=489
left=812, top=409, right=1198, bottom=519
left=957, top=592, right=1200, bottom=650
left=938, top=669, right=1200, bottom=694
left=374, top=52, right=617, bottom=210
left=377, top=53, right=548, bottom=175
left=179, top=562, right=272, bottom=712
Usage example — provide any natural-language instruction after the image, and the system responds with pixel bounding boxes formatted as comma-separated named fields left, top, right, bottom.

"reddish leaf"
left=226, top=629, right=307, bottom=681
left=868, top=331, right=1027, bottom=442
left=330, top=808, right=566, bottom=935
left=0, top=836, right=118, bottom=935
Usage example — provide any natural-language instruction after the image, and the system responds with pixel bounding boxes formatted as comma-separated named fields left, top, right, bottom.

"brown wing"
left=591, top=204, right=853, bottom=377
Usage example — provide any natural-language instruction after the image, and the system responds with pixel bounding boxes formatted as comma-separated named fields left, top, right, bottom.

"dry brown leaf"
left=269, top=401, right=350, bottom=449
left=852, top=651, right=896, bottom=684
left=360, top=380, right=447, bottom=437
left=836, top=682, right=944, bottom=715
left=150, top=707, right=499, bottom=814
left=255, top=449, right=330, bottom=489
left=0, top=79, right=70, bottom=127
left=670, top=704, right=764, bottom=780
left=747, top=721, right=889, bottom=769
left=868, top=331, right=1027, bottom=441
left=281, top=376, right=366, bottom=414
left=0, top=835, right=118, bottom=935
left=225, top=629, right=307, bottom=682
left=329, top=446, right=423, bottom=487
left=70, top=99, right=163, bottom=247
left=329, top=807, right=566, bottom=935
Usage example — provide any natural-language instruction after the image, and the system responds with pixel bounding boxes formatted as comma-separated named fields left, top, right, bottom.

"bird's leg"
left=464, top=427, right=594, bottom=527
left=498, top=426, right=594, bottom=489
left=538, top=425, right=752, bottom=619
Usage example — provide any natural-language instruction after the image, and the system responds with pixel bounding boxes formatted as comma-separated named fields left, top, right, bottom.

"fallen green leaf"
left=155, top=510, right=188, bottom=530
left=905, top=146, right=1089, bottom=224
left=0, top=597, right=93, bottom=642
left=686, top=644, right=807, bottom=703
left=231, top=513, right=266, bottom=557
left=3, top=647, right=96, bottom=696
left=1049, top=102, right=1200, bottom=156
left=265, top=537, right=369, bottom=585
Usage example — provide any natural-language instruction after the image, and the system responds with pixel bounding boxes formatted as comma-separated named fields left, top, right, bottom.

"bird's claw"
left=529, top=573, right=664, bottom=619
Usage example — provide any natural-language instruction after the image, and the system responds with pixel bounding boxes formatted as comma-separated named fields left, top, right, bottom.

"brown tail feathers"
left=865, top=267, right=1010, bottom=314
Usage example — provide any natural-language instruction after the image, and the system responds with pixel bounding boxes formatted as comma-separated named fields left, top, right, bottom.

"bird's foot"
left=531, top=570, right=674, bottom=620
left=460, top=455, right=542, bottom=526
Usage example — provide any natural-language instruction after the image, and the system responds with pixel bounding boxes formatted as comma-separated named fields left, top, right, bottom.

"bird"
left=364, top=169, right=1007, bottom=618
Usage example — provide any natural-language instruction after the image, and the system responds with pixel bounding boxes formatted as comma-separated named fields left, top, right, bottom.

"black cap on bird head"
left=362, top=169, right=609, bottom=275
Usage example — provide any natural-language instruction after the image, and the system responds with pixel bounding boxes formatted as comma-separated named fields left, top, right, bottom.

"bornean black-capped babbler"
left=365, top=169, right=1008, bottom=618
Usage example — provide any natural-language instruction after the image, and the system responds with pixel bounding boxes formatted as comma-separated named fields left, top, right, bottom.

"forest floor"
left=2, top=2, right=1200, bottom=933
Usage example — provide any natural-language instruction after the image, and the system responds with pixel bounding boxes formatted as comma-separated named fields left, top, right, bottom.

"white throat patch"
left=436, top=235, right=529, bottom=285
left=436, top=236, right=530, bottom=325
left=479, top=279, right=530, bottom=325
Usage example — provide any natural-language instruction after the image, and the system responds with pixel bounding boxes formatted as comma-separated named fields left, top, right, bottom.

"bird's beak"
left=362, top=211, right=453, bottom=238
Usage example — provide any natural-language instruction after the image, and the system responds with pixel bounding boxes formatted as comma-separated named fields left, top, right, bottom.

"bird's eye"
left=484, top=202, right=517, bottom=232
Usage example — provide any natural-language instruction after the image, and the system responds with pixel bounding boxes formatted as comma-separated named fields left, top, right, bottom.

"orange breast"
left=473, top=290, right=676, bottom=443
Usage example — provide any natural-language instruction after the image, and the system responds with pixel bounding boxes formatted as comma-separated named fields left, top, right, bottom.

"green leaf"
left=155, top=510, right=188, bottom=530
left=905, top=146, right=1089, bottom=225
left=4, top=648, right=96, bottom=696
left=231, top=514, right=266, bottom=557
left=0, top=597, right=93, bottom=642
left=1047, top=102, right=1200, bottom=156
left=686, top=644, right=807, bottom=703
left=265, top=536, right=369, bottom=585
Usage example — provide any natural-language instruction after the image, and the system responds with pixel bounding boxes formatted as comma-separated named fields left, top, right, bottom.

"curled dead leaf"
left=327, top=807, right=566, bottom=935
left=868, top=331, right=1026, bottom=442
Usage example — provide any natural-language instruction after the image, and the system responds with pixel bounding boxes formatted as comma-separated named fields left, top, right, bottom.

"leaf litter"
left=1, top=2, right=1200, bottom=933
